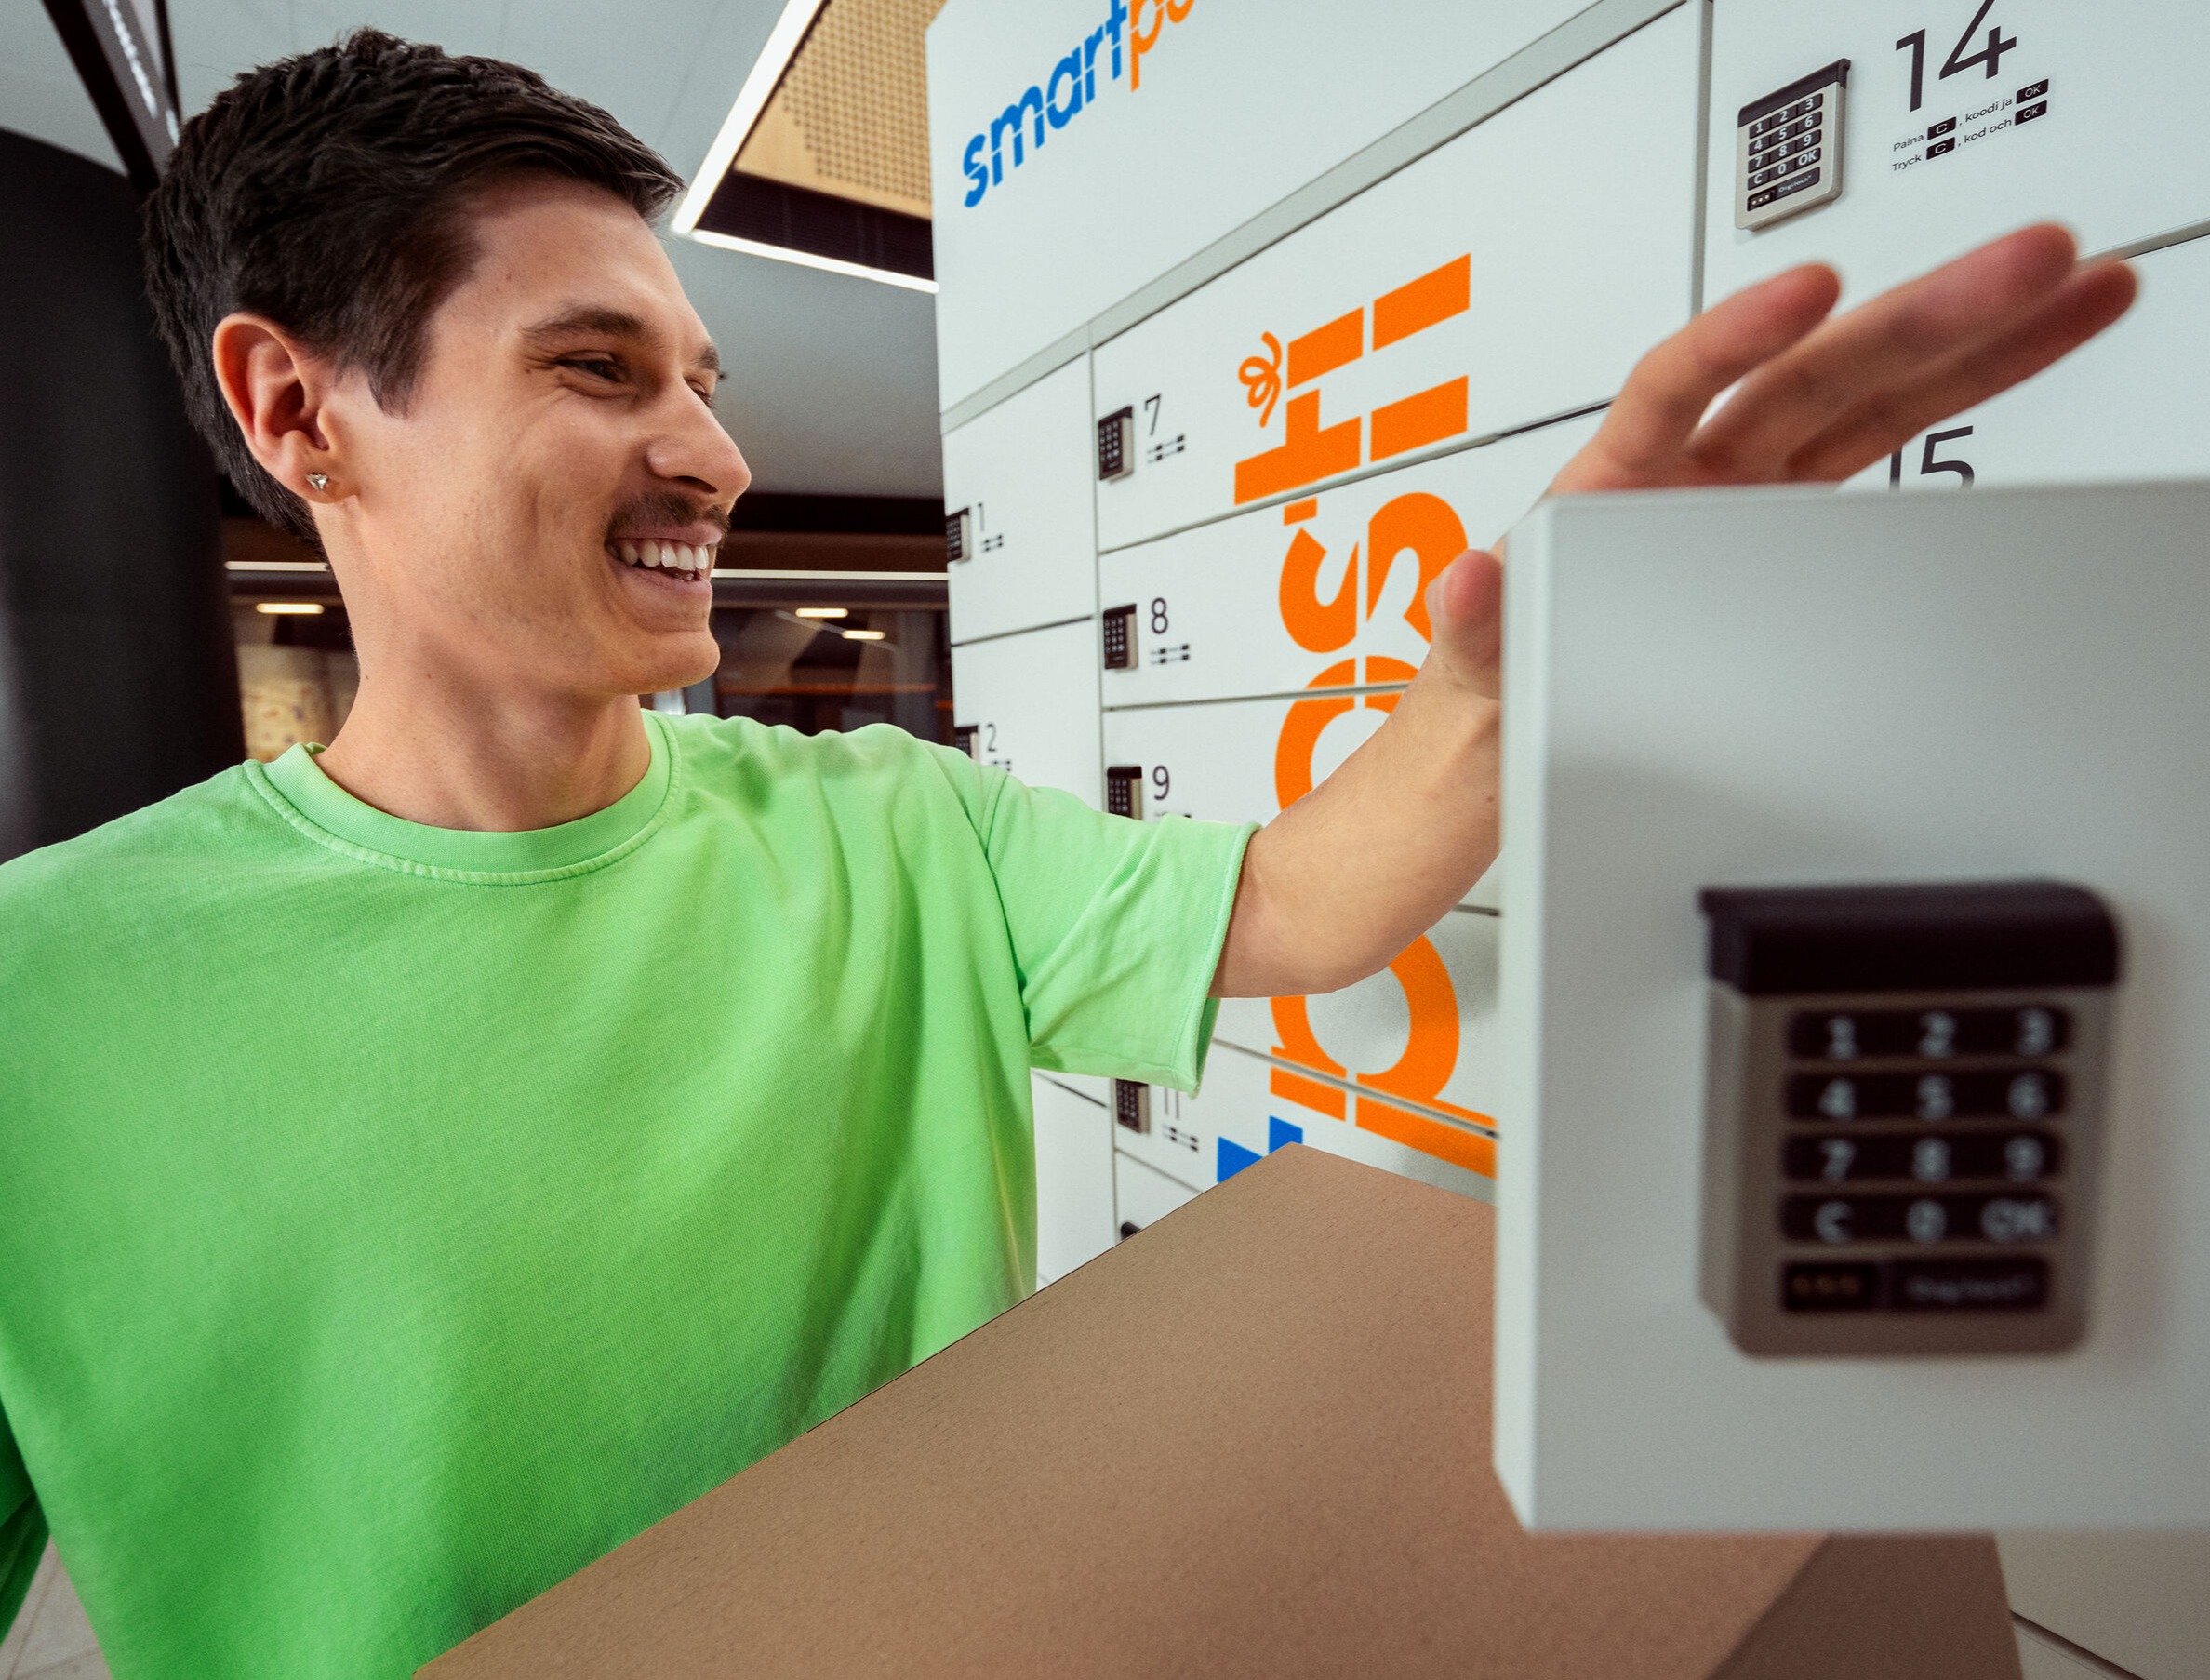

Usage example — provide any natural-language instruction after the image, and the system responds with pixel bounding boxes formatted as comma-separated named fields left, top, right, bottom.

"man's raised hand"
left=1552, top=221, right=2135, bottom=496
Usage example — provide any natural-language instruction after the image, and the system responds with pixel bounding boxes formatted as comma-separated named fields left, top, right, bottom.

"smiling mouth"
left=611, top=539, right=715, bottom=582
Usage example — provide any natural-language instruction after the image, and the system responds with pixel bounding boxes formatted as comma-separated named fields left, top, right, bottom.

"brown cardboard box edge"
left=423, top=1145, right=2018, bottom=1679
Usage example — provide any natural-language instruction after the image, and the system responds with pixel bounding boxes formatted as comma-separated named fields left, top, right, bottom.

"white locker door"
left=1113, top=1150, right=1200, bottom=1237
left=1089, top=6, right=1700, bottom=552
left=1032, top=1072, right=1116, bottom=1286
left=1105, top=1070, right=1210, bottom=1194
left=925, top=0, right=1596, bottom=408
left=1101, top=693, right=1500, bottom=908
left=945, top=357, right=1098, bottom=644
left=1105, top=687, right=1505, bottom=1170
left=1118, top=1040, right=1498, bottom=1197
left=1100, top=414, right=1599, bottom=709
left=1844, top=233, right=2210, bottom=494
left=951, top=618, right=1102, bottom=804
left=1210, top=908, right=1504, bottom=1165
left=1036, top=1069, right=1111, bottom=1108
left=1704, top=0, right=2210, bottom=307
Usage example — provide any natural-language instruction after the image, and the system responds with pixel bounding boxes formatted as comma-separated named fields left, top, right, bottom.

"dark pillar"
left=0, top=127, right=242, bottom=860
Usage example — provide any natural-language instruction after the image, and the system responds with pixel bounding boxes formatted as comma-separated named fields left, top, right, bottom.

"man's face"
left=327, top=175, right=748, bottom=699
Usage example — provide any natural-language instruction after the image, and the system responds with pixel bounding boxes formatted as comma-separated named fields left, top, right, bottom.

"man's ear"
left=209, top=313, right=347, bottom=504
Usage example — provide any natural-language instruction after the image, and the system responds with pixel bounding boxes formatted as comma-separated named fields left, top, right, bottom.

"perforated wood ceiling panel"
left=736, top=0, right=948, bottom=221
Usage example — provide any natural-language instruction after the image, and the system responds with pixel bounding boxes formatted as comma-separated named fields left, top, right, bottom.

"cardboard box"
left=422, top=1146, right=2016, bottom=1679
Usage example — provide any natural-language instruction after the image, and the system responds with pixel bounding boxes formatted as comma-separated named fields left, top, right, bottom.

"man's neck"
left=311, top=665, right=655, bottom=833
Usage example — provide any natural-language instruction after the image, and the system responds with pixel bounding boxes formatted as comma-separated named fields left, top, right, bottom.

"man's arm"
left=1214, top=223, right=2137, bottom=999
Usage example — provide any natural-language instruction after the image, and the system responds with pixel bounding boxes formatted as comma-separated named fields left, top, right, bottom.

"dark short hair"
left=141, top=30, right=684, bottom=544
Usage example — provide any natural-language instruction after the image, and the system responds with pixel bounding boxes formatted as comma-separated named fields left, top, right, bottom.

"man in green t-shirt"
left=0, top=29, right=2134, bottom=1678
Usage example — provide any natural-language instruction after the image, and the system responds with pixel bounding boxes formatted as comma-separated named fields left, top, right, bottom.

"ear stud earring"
left=306, top=473, right=328, bottom=492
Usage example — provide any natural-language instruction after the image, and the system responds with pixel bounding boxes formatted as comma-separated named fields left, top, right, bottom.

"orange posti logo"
left=1254, top=269, right=1497, bottom=1181
left=1233, top=254, right=1473, bottom=506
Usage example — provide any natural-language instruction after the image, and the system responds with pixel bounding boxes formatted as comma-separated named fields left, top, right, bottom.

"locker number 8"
left=1150, top=598, right=1170, bottom=634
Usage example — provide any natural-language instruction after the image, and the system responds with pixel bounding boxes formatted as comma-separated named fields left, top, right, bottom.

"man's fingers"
left=1422, top=548, right=1505, bottom=700
left=1688, top=223, right=2081, bottom=477
left=1555, top=263, right=1839, bottom=493
left=1784, top=260, right=2138, bottom=483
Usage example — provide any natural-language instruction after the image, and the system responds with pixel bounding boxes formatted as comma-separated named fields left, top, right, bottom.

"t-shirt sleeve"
left=973, top=767, right=1253, bottom=1091
left=0, top=1406, right=46, bottom=1648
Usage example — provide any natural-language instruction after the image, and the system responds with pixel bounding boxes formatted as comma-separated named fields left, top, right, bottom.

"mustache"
left=605, top=490, right=731, bottom=539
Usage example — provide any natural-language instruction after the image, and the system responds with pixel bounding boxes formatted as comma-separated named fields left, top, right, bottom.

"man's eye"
left=559, top=357, right=622, bottom=381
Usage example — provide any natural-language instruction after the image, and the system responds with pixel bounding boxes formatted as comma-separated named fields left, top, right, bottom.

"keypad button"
left=1892, top=1258, right=2049, bottom=1312
left=1783, top=1129, right=2063, bottom=1183
left=1781, top=1192, right=2061, bottom=1245
left=1782, top=1262, right=1879, bottom=1313
left=1788, top=1005, right=2071, bottom=1061
left=1786, top=1069, right=2067, bottom=1122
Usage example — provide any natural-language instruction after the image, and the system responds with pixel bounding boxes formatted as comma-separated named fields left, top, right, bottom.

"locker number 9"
left=1151, top=765, right=1170, bottom=801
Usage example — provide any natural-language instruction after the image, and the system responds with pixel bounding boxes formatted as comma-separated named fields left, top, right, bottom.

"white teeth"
left=612, top=539, right=712, bottom=574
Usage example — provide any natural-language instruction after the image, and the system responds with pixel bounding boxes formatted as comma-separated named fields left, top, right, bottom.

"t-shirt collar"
left=254, top=709, right=675, bottom=879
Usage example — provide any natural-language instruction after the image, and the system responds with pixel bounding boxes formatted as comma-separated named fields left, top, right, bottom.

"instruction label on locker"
left=945, top=357, right=1098, bottom=644
left=1100, top=415, right=1598, bottom=707
left=1117, top=1041, right=1496, bottom=1198
left=952, top=618, right=1103, bottom=804
left=1704, top=0, right=2210, bottom=303
left=1089, top=7, right=1698, bottom=552
left=1844, top=233, right=2210, bottom=496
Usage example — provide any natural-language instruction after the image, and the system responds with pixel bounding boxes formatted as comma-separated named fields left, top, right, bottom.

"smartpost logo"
left=959, top=0, right=1195, bottom=207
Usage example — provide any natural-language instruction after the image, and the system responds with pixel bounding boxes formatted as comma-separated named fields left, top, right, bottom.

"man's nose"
left=647, top=394, right=752, bottom=505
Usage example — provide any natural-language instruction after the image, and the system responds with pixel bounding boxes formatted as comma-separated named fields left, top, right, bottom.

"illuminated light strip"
left=686, top=228, right=939, bottom=295
left=672, top=0, right=830, bottom=234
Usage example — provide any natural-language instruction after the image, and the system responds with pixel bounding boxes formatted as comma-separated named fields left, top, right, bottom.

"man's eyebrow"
left=520, top=306, right=652, bottom=343
left=521, top=308, right=720, bottom=379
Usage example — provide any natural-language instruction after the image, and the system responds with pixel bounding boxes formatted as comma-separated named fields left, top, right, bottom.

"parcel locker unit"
left=1098, top=414, right=1600, bottom=709
left=1495, top=481, right=2210, bottom=1530
left=944, top=357, right=1099, bottom=644
left=1037, top=1070, right=1111, bottom=1108
left=950, top=619, right=1103, bottom=804
left=1032, top=1072, right=1117, bottom=1287
left=1088, top=5, right=1699, bottom=553
left=1101, top=692, right=1500, bottom=909
left=1844, top=233, right=2210, bottom=496
left=1213, top=908, right=1504, bottom=1163
left=923, top=0, right=1597, bottom=407
left=1703, top=0, right=2210, bottom=308
left=1113, top=1150, right=1200, bottom=1240
left=1114, top=1041, right=1498, bottom=1200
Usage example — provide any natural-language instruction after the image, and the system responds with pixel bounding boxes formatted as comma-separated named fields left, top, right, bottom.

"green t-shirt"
left=0, top=711, right=1247, bottom=1677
